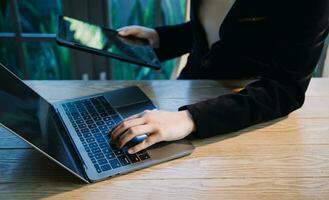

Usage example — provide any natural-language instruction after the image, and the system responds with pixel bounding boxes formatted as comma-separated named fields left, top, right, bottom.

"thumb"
left=118, top=27, right=144, bottom=38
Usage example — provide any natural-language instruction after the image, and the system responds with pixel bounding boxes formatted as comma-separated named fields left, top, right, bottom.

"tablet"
left=56, top=16, right=161, bottom=70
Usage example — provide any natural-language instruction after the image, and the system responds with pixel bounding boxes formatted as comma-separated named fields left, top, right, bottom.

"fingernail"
left=128, top=149, right=134, bottom=154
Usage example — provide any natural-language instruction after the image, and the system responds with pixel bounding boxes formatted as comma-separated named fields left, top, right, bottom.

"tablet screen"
left=57, top=16, right=161, bottom=69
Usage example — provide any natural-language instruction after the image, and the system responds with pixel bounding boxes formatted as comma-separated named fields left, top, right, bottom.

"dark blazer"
left=155, top=0, right=329, bottom=138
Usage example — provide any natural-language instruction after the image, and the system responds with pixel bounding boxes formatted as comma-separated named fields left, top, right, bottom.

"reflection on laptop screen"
left=0, top=64, right=84, bottom=177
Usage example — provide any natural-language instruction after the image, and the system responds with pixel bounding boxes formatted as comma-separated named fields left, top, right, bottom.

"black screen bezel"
left=56, top=16, right=161, bottom=70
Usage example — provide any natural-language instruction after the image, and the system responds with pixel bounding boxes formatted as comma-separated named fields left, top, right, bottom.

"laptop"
left=0, top=63, right=194, bottom=183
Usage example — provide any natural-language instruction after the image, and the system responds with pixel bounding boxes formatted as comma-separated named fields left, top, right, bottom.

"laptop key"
left=100, top=112, right=109, bottom=117
left=86, top=120, right=94, bottom=124
left=106, top=121, right=115, bottom=127
left=85, top=147, right=91, bottom=153
left=137, top=150, right=147, bottom=155
left=91, top=147, right=101, bottom=154
left=98, top=109, right=106, bottom=114
left=96, top=121, right=105, bottom=126
left=105, top=153, right=115, bottom=160
left=95, top=153, right=105, bottom=160
left=138, top=153, right=151, bottom=161
left=91, top=158, right=97, bottom=164
left=78, top=124, right=87, bottom=129
left=127, top=154, right=140, bottom=163
left=96, top=137, right=106, bottom=144
left=94, top=117, right=102, bottom=121
left=98, top=96, right=108, bottom=104
left=94, top=164, right=102, bottom=173
left=80, top=137, right=85, bottom=142
left=109, top=159, right=121, bottom=169
left=107, top=108, right=116, bottom=115
left=104, top=117, right=112, bottom=121
left=98, top=158, right=108, bottom=165
left=83, top=115, right=92, bottom=120
left=84, top=133, right=92, bottom=138
left=94, top=133, right=103, bottom=139
left=101, top=164, right=112, bottom=172
left=118, top=155, right=131, bottom=166
left=91, top=113, right=99, bottom=118
left=112, top=115, right=122, bottom=124
left=88, top=124, right=97, bottom=129
left=81, top=112, right=89, bottom=117
left=99, top=142, right=108, bottom=149
left=102, top=148, right=111, bottom=154
left=86, top=137, right=95, bottom=143
left=81, top=128, right=89, bottom=133
left=113, top=149, right=124, bottom=156
left=98, top=125, right=108, bottom=131
left=82, top=142, right=88, bottom=147
left=91, top=129, right=100, bottom=133
left=89, top=142, right=98, bottom=148
left=102, top=130, right=109, bottom=136
left=76, top=120, right=84, bottom=124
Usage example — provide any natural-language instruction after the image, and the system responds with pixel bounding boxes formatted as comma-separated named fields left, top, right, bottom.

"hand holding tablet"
left=56, top=16, right=161, bottom=70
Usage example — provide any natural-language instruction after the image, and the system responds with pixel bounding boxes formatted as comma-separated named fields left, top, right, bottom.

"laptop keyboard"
left=62, top=96, right=151, bottom=173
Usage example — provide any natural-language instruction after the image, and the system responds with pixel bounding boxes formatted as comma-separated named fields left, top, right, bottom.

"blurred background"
left=0, top=0, right=328, bottom=80
left=0, top=0, right=189, bottom=80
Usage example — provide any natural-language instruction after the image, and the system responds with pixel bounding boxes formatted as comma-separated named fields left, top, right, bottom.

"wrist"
left=179, top=110, right=196, bottom=134
left=150, top=29, right=160, bottom=48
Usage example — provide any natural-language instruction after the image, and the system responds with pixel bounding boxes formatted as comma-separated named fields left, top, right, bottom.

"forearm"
left=180, top=78, right=309, bottom=138
left=154, top=21, right=193, bottom=61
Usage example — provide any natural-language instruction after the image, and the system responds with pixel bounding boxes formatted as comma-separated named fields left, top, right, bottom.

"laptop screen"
left=0, top=64, right=85, bottom=180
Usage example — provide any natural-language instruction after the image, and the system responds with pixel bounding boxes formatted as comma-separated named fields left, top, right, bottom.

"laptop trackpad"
left=104, top=86, right=156, bottom=119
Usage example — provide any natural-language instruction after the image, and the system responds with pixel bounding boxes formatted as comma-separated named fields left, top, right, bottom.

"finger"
left=125, top=112, right=143, bottom=121
left=125, top=109, right=153, bottom=121
left=109, top=110, right=150, bottom=136
left=119, top=27, right=145, bottom=38
left=111, top=118, right=146, bottom=142
left=117, top=26, right=138, bottom=33
left=108, top=113, right=142, bottom=135
left=111, top=117, right=145, bottom=141
left=118, top=125, right=154, bottom=148
left=117, top=26, right=129, bottom=32
left=128, top=134, right=161, bottom=154
left=118, top=26, right=136, bottom=34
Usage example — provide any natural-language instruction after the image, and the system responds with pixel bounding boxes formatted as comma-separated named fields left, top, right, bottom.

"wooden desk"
left=1, top=79, right=329, bottom=200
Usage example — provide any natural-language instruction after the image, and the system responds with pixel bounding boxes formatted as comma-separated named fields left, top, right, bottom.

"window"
left=64, top=0, right=188, bottom=80
left=0, top=0, right=188, bottom=80
left=0, top=0, right=71, bottom=80
left=109, top=0, right=188, bottom=80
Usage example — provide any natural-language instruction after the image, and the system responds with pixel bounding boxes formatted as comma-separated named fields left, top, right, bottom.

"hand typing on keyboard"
left=109, top=110, right=196, bottom=154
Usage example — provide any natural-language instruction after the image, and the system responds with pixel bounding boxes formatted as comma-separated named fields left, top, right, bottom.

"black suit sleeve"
left=154, top=22, right=193, bottom=61
left=180, top=2, right=329, bottom=138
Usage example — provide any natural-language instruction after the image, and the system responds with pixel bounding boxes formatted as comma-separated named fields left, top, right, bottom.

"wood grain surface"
left=1, top=79, right=329, bottom=200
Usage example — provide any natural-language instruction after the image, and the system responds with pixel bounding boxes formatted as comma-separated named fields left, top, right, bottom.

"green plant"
left=1, top=0, right=186, bottom=80
left=0, top=0, right=71, bottom=80
left=18, top=0, right=71, bottom=80
left=0, top=0, right=12, bottom=32
left=0, top=1, right=23, bottom=77
left=110, top=0, right=187, bottom=80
